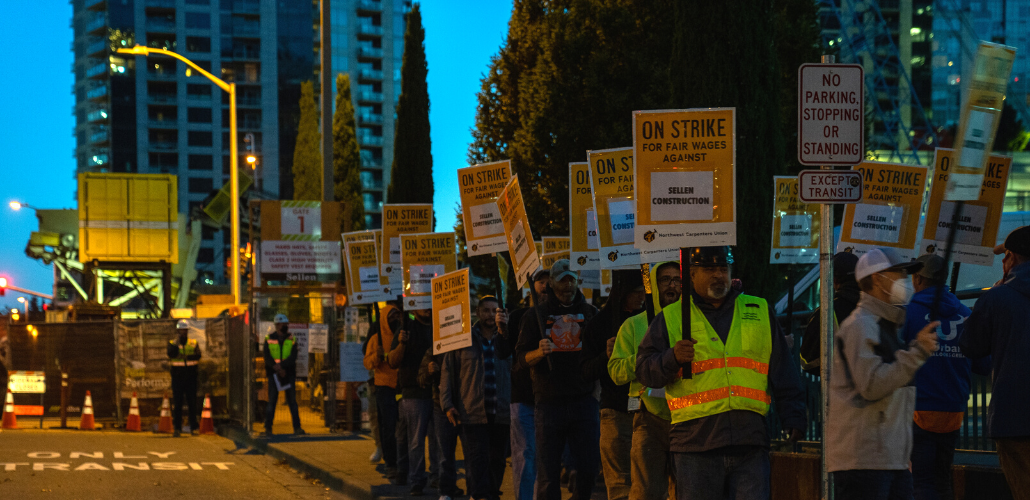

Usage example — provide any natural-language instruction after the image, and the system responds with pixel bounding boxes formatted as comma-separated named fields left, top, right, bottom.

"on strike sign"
left=798, top=64, right=864, bottom=166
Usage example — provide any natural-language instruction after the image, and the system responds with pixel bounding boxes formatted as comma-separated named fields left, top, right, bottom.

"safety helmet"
left=176, top=319, right=190, bottom=330
left=688, top=246, right=734, bottom=267
left=274, top=313, right=289, bottom=324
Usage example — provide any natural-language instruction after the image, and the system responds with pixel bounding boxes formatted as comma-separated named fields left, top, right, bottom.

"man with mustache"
left=636, top=247, right=806, bottom=500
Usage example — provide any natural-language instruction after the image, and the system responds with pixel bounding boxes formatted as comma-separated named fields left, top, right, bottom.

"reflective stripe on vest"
left=266, top=335, right=294, bottom=363
left=661, top=294, right=773, bottom=423
left=169, top=339, right=198, bottom=367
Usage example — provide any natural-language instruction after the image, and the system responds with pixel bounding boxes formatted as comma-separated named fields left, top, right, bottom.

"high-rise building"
left=328, top=0, right=411, bottom=229
left=72, top=0, right=316, bottom=284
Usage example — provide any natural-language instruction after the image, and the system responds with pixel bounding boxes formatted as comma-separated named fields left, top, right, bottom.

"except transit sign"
left=798, top=170, right=863, bottom=203
left=798, top=64, right=864, bottom=166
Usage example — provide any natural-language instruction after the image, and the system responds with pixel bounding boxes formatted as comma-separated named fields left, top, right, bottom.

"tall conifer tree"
left=387, top=3, right=433, bottom=205
left=292, top=81, right=323, bottom=201
left=333, top=73, right=365, bottom=230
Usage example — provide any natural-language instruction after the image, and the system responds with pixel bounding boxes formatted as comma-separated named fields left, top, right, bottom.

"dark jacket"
left=515, top=289, right=599, bottom=403
left=582, top=270, right=644, bottom=412
left=636, top=288, right=806, bottom=452
left=440, top=322, right=512, bottom=425
left=393, top=316, right=433, bottom=400
left=167, top=337, right=202, bottom=374
left=263, top=330, right=299, bottom=382
left=801, top=280, right=860, bottom=375
left=418, top=349, right=444, bottom=409
left=507, top=305, right=536, bottom=406
left=961, top=261, right=1030, bottom=438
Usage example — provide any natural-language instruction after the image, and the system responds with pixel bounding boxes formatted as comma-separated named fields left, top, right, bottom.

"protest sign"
left=589, top=147, right=644, bottom=269
left=569, top=162, right=600, bottom=271
left=600, top=269, right=611, bottom=297
left=401, top=232, right=458, bottom=310
left=541, top=251, right=570, bottom=271
left=459, top=160, right=513, bottom=256
left=543, top=236, right=570, bottom=255
left=632, top=108, right=737, bottom=251
left=432, top=269, right=472, bottom=355
left=921, top=148, right=1011, bottom=266
left=837, top=161, right=928, bottom=260
left=381, top=204, right=433, bottom=289
left=344, top=239, right=390, bottom=305
left=497, top=175, right=541, bottom=289
left=770, top=176, right=820, bottom=264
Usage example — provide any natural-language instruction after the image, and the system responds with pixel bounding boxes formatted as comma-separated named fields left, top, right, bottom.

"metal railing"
left=359, top=68, right=384, bottom=81
left=358, top=46, right=383, bottom=58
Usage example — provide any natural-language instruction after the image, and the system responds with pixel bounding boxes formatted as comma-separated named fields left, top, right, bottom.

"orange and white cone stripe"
left=2, top=387, right=17, bottom=430
left=198, top=394, right=215, bottom=434
left=125, top=391, right=141, bottom=432
left=158, top=392, right=173, bottom=433
left=79, top=390, right=95, bottom=430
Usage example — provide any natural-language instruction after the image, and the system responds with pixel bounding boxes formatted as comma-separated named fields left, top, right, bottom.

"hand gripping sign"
left=497, top=175, right=541, bottom=289
left=401, top=232, right=458, bottom=310
left=836, top=161, right=929, bottom=261
left=770, top=176, right=820, bottom=264
left=632, top=108, right=737, bottom=251
left=381, top=204, right=433, bottom=291
left=432, top=268, right=472, bottom=355
left=921, top=148, right=1011, bottom=266
left=459, top=161, right=513, bottom=256
left=569, top=162, right=600, bottom=271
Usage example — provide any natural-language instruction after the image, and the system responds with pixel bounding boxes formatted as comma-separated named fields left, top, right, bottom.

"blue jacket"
left=961, top=261, right=1030, bottom=438
left=903, top=286, right=988, bottom=414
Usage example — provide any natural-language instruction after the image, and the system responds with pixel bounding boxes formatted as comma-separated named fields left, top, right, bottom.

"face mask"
left=882, top=277, right=914, bottom=305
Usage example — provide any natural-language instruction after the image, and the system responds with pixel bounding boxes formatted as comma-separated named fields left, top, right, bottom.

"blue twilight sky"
left=0, top=1, right=511, bottom=310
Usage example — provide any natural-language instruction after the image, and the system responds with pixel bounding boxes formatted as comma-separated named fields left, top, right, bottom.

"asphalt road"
left=0, top=428, right=348, bottom=500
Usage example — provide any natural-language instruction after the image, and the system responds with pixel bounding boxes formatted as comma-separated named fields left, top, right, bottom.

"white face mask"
left=881, top=276, right=914, bottom=305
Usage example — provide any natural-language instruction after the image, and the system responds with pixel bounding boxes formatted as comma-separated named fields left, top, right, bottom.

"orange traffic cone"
left=158, top=392, right=173, bottom=433
left=125, top=391, right=141, bottom=432
left=2, top=387, right=17, bottom=430
left=198, top=394, right=215, bottom=434
left=79, top=391, right=95, bottom=430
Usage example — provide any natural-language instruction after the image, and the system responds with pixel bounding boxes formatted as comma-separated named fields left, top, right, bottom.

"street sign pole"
left=818, top=51, right=836, bottom=500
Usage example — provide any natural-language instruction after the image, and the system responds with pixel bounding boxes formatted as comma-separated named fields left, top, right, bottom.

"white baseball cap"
left=854, top=248, right=923, bottom=282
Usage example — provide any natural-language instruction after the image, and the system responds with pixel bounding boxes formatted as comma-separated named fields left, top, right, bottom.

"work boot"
left=294, top=428, right=306, bottom=436
left=369, top=447, right=383, bottom=464
left=173, top=430, right=181, bottom=438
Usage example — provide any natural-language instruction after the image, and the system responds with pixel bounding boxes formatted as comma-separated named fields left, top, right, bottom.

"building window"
left=187, top=84, right=213, bottom=100
left=149, top=152, right=179, bottom=169
left=188, top=107, right=213, bottom=123
left=186, top=37, right=211, bottom=52
left=188, top=154, right=214, bottom=170
left=188, top=131, right=213, bottom=146
left=185, top=12, right=211, bottom=29
left=198, top=247, right=215, bottom=263
left=186, top=0, right=210, bottom=4
left=188, top=177, right=214, bottom=193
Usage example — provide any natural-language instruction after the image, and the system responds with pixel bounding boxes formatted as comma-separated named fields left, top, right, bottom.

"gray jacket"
left=826, top=292, right=932, bottom=472
left=439, top=323, right=511, bottom=425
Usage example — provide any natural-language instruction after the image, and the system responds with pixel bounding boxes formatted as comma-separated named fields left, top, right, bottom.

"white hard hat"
left=176, top=319, right=190, bottom=330
left=274, top=314, right=289, bottom=324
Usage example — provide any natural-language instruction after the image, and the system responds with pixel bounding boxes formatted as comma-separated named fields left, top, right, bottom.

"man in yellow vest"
left=636, top=247, right=806, bottom=500
left=167, top=319, right=202, bottom=437
left=263, top=314, right=305, bottom=436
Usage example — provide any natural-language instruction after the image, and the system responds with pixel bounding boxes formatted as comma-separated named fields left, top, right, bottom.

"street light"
left=17, top=296, right=27, bottom=317
left=9, top=201, right=36, bottom=211
left=117, top=45, right=242, bottom=306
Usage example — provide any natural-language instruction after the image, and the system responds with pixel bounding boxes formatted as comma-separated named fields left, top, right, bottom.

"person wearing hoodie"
left=801, top=252, right=861, bottom=376
left=516, top=259, right=599, bottom=500
left=826, top=248, right=939, bottom=499
left=903, top=254, right=989, bottom=500
left=391, top=308, right=436, bottom=495
left=961, top=226, right=1030, bottom=498
left=608, top=261, right=681, bottom=500
left=363, top=304, right=406, bottom=481
left=636, top=247, right=806, bottom=500
left=582, top=270, right=646, bottom=500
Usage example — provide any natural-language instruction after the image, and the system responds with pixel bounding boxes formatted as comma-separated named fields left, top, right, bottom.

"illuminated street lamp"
left=9, top=201, right=37, bottom=211
left=17, top=296, right=27, bottom=317
left=117, top=45, right=242, bottom=306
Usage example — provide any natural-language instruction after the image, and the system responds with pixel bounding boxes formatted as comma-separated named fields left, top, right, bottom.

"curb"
left=219, top=425, right=376, bottom=500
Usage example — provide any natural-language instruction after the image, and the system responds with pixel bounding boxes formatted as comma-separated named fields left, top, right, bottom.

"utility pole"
left=320, top=0, right=334, bottom=202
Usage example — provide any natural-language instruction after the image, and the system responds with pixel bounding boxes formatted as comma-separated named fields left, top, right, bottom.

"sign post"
left=798, top=55, right=864, bottom=500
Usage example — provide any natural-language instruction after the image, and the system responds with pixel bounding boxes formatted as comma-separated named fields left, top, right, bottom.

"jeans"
left=535, top=396, right=601, bottom=500
left=599, top=409, right=633, bottom=500
left=265, top=376, right=301, bottom=432
left=630, top=405, right=673, bottom=500
left=368, top=383, right=381, bottom=448
left=171, top=368, right=198, bottom=431
left=434, top=404, right=462, bottom=496
left=397, top=398, right=433, bottom=488
left=996, top=438, right=1030, bottom=500
left=462, top=414, right=510, bottom=500
left=375, top=386, right=399, bottom=469
left=911, top=424, right=957, bottom=500
left=510, top=402, right=537, bottom=500
left=832, top=469, right=913, bottom=500
left=673, top=446, right=770, bottom=500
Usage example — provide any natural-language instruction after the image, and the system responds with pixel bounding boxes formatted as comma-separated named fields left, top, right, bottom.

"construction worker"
left=636, top=247, right=806, bottom=500
left=167, top=319, right=202, bottom=437
left=264, top=314, right=305, bottom=436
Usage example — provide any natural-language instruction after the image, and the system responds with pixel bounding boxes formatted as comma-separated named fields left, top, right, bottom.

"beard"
left=708, top=283, right=729, bottom=300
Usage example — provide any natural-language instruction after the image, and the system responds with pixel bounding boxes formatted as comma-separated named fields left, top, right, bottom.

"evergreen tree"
left=387, top=3, right=434, bottom=204
left=292, top=81, right=323, bottom=201
left=333, top=73, right=365, bottom=230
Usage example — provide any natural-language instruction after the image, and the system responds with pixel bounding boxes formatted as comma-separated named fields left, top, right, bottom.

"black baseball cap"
left=688, top=246, right=734, bottom=267
left=833, top=252, right=859, bottom=283
left=995, top=226, right=1030, bottom=257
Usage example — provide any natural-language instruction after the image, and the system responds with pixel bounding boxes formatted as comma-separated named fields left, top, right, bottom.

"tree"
left=292, top=81, right=323, bottom=201
left=995, top=102, right=1029, bottom=152
left=387, top=3, right=434, bottom=205
left=333, top=73, right=365, bottom=230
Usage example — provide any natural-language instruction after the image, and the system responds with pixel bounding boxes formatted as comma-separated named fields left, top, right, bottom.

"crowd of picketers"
left=356, top=227, right=1030, bottom=500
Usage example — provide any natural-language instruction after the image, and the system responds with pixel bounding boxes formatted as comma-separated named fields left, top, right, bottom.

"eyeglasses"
left=657, top=276, right=682, bottom=286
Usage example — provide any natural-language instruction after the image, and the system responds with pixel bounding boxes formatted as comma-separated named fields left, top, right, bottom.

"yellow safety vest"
left=662, top=294, right=772, bottom=424
left=266, top=335, right=294, bottom=364
left=169, top=339, right=199, bottom=367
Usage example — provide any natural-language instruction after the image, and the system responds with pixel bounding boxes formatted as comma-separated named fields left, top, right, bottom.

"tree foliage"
left=292, top=81, right=323, bottom=201
left=387, top=4, right=434, bottom=205
left=333, top=73, right=365, bottom=230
